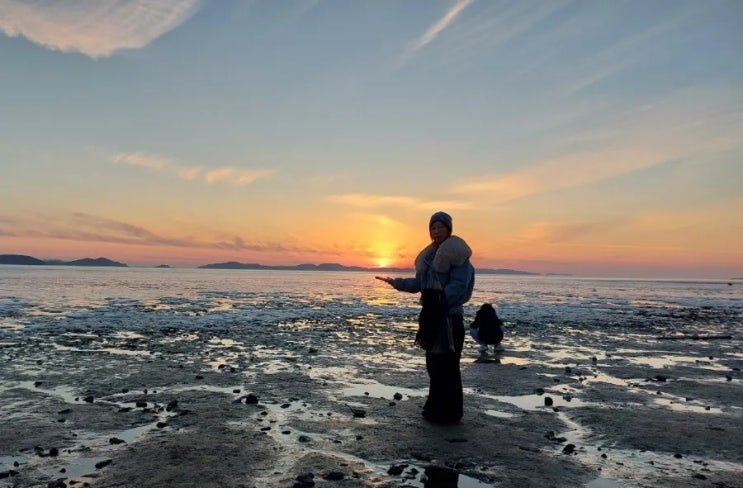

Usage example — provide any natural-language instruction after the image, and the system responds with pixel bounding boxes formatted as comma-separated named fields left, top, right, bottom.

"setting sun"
left=375, top=257, right=391, bottom=268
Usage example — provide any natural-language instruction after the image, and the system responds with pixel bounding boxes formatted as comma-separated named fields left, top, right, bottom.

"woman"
left=376, top=211, right=475, bottom=423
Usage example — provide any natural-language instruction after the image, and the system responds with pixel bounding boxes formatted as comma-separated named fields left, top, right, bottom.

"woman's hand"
left=375, top=276, right=394, bottom=286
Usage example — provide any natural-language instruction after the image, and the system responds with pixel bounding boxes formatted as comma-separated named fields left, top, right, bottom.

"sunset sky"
left=1, top=0, right=742, bottom=278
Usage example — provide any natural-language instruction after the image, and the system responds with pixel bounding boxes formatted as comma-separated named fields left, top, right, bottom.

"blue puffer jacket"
left=391, top=235, right=475, bottom=316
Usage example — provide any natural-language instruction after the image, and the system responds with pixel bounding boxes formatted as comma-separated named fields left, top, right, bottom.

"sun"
left=375, top=257, right=391, bottom=268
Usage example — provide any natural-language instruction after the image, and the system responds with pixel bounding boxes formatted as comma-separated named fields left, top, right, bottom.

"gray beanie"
left=429, top=211, right=453, bottom=234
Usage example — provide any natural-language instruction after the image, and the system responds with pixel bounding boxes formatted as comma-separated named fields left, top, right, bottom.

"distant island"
left=199, top=261, right=555, bottom=275
left=1, top=254, right=567, bottom=275
left=0, top=254, right=127, bottom=267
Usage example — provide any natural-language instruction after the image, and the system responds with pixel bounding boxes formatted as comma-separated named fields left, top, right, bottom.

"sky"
left=1, top=0, right=742, bottom=278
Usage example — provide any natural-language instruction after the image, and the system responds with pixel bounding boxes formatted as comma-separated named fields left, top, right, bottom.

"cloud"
left=0, top=211, right=319, bottom=256
left=400, top=0, right=473, bottom=62
left=0, top=0, right=201, bottom=58
left=111, top=151, right=273, bottom=185
left=205, top=168, right=274, bottom=186
left=453, top=85, right=743, bottom=204
left=112, top=152, right=171, bottom=170
left=327, top=193, right=471, bottom=210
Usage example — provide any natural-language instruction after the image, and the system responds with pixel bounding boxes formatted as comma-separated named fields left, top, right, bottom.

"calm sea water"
left=0, top=266, right=740, bottom=337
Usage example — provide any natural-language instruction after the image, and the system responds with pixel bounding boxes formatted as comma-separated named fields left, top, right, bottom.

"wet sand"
left=0, top=318, right=741, bottom=488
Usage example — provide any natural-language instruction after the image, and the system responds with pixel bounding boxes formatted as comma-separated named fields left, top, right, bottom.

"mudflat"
left=0, top=317, right=741, bottom=488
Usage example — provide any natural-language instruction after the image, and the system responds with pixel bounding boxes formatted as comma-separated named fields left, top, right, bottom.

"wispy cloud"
left=0, top=0, right=201, bottom=58
left=327, top=193, right=471, bottom=210
left=112, top=152, right=171, bottom=170
left=111, top=151, right=273, bottom=186
left=454, top=85, right=743, bottom=204
left=0, top=211, right=323, bottom=256
left=400, top=0, right=473, bottom=63
left=205, top=168, right=273, bottom=185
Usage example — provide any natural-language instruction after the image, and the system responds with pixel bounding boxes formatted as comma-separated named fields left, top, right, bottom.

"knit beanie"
left=429, top=211, right=453, bottom=234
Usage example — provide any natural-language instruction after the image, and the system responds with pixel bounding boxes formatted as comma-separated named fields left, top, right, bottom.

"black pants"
left=423, top=314, right=465, bottom=423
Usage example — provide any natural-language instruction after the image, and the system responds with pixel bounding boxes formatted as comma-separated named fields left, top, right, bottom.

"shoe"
left=478, top=345, right=489, bottom=354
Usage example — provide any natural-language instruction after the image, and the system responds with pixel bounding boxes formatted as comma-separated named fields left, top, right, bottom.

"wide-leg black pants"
left=423, top=314, right=465, bottom=423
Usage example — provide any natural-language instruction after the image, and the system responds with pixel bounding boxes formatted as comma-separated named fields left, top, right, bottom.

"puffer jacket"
left=391, top=235, right=475, bottom=316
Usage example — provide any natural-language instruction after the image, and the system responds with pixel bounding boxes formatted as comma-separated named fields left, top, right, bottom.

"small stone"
left=298, top=435, right=311, bottom=443
left=195, top=375, right=204, bottom=380
left=156, top=422, right=167, bottom=428
left=393, top=392, right=403, bottom=400
left=83, top=396, right=94, bottom=403
left=323, top=471, right=344, bottom=481
left=562, top=444, right=576, bottom=454
left=674, top=453, right=683, bottom=459
left=544, top=397, right=554, bottom=407
left=95, top=459, right=112, bottom=469
left=48, top=447, right=59, bottom=457
left=245, top=393, right=259, bottom=404
left=109, top=438, right=126, bottom=445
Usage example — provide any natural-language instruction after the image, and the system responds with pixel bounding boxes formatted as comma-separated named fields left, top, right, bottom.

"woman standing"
left=376, top=211, right=475, bottom=423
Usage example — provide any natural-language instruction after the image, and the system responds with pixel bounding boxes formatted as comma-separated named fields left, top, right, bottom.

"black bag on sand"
left=416, top=289, right=455, bottom=354
left=471, top=303, right=504, bottom=345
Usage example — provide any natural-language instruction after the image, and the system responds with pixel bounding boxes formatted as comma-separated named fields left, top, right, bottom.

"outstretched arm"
left=375, top=275, right=421, bottom=293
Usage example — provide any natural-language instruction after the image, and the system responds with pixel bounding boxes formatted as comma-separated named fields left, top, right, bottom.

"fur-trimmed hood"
left=415, top=235, right=472, bottom=274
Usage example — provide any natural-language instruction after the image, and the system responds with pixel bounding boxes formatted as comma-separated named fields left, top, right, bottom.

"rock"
left=47, top=479, right=66, bottom=488
left=655, top=375, right=667, bottom=382
left=348, top=406, right=366, bottom=418
left=534, top=388, right=545, bottom=395
left=544, top=397, right=554, bottom=406
left=95, top=459, right=112, bottom=469
left=387, top=464, right=405, bottom=476
left=109, top=437, right=126, bottom=445
left=58, top=408, right=71, bottom=414
left=562, top=444, right=576, bottom=454
left=281, top=403, right=291, bottom=409
left=83, top=396, right=94, bottom=403
left=322, top=471, right=344, bottom=480
left=165, top=400, right=178, bottom=411
left=393, top=392, right=403, bottom=400
left=135, top=401, right=147, bottom=408
left=298, top=435, right=311, bottom=443
left=294, top=473, right=315, bottom=487
left=48, top=447, right=59, bottom=457
left=34, top=381, right=42, bottom=387
left=245, top=393, right=259, bottom=404
left=156, top=422, right=167, bottom=428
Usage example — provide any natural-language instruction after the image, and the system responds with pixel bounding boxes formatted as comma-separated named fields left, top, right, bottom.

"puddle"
left=0, top=455, right=27, bottom=470
left=484, top=409, right=516, bottom=419
left=16, top=381, right=80, bottom=403
left=383, top=463, right=496, bottom=487
left=100, top=347, right=151, bottom=357
left=473, top=390, right=589, bottom=411
left=653, top=396, right=722, bottom=414
left=340, top=380, right=426, bottom=400
left=623, top=354, right=728, bottom=371
left=60, top=455, right=110, bottom=479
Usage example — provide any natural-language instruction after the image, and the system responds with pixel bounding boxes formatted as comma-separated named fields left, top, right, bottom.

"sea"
left=0, top=266, right=740, bottom=338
